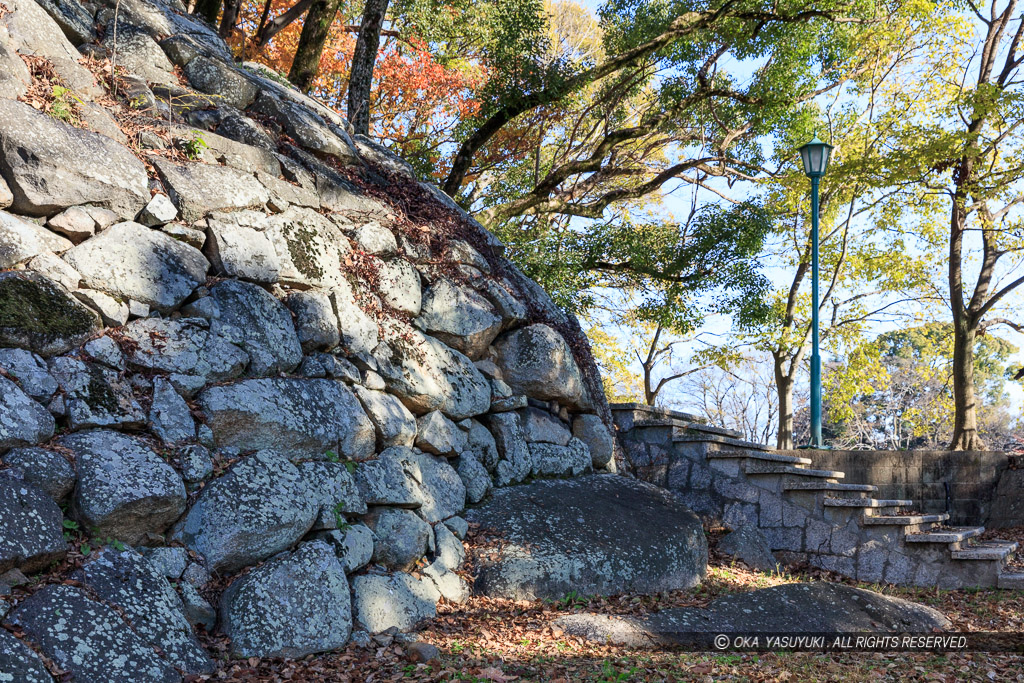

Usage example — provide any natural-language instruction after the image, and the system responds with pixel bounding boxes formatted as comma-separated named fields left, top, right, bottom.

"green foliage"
left=180, top=133, right=208, bottom=160
left=500, top=200, right=772, bottom=327
left=49, top=85, right=81, bottom=125
left=599, top=659, right=639, bottom=682
left=325, top=450, right=340, bottom=463
left=555, top=589, right=589, bottom=608
left=826, top=323, right=1018, bottom=449
left=333, top=501, right=350, bottom=529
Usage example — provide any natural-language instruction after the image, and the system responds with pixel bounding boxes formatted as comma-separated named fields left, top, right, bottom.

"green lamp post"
left=798, top=136, right=833, bottom=449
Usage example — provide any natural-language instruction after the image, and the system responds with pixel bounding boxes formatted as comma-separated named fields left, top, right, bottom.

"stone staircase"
left=612, top=403, right=1024, bottom=590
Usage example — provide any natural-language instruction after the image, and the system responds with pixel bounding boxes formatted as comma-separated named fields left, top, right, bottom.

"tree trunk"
left=288, top=0, right=341, bottom=92
left=219, top=0, right=240, bottom=38
left=193, top=0, right=220, bottom=25
left=774, top=363, right=794, bottom=450
left=950, top=316, right=983, bottom=450
left=643, top=361, right=657, bottom=406
left=347, top=0, right=390, bottom=135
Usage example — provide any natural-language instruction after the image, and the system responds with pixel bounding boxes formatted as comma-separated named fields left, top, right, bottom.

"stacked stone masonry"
left=0, top=0, right=620, bottom=678
left=612, top=403, right=1024, bottom=591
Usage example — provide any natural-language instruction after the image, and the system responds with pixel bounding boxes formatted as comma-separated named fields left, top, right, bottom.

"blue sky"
left=571, top=0, right=1024, bottom=435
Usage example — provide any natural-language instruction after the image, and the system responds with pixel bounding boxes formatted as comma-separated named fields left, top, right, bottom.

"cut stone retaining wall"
left=612, top=403, right=1023, bottom=589
left=802, top=450, right=1013, bottom=526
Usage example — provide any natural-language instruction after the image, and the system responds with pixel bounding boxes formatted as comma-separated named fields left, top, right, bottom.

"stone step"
left=862, top=513, right=949, bottom=526
left=609, top=403, right=705, bottom=424
left=631, top=418, right=679, bottom=429
left=783, top=481, right=877, bottom=493
left=951, top=540, right=1018, bottom=561
left=997, top=572, right=1024, bottom=589
left=744, top=462, right=844, bottom=479
left=707, top=450, right=812, bottom=465
left=672, top=432, right=772, bottom=452
left=904, top=527, right=985, bottom=545
left=823, top=497, right=913, bottom=508
left=677, top=422, right=745, bottom=440
left=632, top=418, right=746, bottom=440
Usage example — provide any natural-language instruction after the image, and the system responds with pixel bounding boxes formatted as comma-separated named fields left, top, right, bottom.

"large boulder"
left=1, top=210, right=72, bottom=268
left=0, top=100, right=148, bottom=218
left=47, top=357, right=146, bottom=430
left=484, top=412, right=532, bottom=486
left=73, top=547, right=213, bottom=674
left=63, top=221, right=209, bottom=312
left=205, top=279, right=303, bottom=375
left=95, top=0, right=230, bottom=59
left=331, top=282, right=379, bottom=355
left=176, top=450, right=316, bottom=573
left=120, top=317, right=249, bottom=385
left=0, top=348, right=59, bottom=401
left=198, top=378, right=375, bottom=461
left=375, top=322, right=491, bottom=419
left=351, top=572, right=439, bottom=634
left=465, top=419, right=499, bottom=471
left=297, top=460, right=367, bottom=529
left=3, top=0, right=101, bottom=97
left=353, top=450, right=420, bottom=508
left=0, top=629, right=51, bottom=683
left=353, top=386, right=416, bottom=448
left=286, top=290, right=340, bottom=352
left=374, top=258, right=421, bottom=315
left=528, top=440, right=591, bottom=477
left=417, top=278, right=502, bottom=359
left=153, top=157, right=270, bottom=222
left=0, top=377, right=54, bottom=449
left=572, top=414, right=615, bottom=469
left=204, top=217, right=281, bottom=284
left=35, top=0, right=95, bottom=45
left=521, top=407, right=572, bottom=446
left=58, top=430, right=187, bottom=544
left=250, top=91, right=357, bottom=163
left=456, top=452, right=492, bottom=504
left=5, top=584, right=179, bottom=682
left=102, top=24, right=177, bottom=86
left=149, top=376, right=197, bottom=443
left=389, top=447, right=466, bottom=523
left=466, top=475, right=707, bottom=600
left=0, top=475, right=66, bottom=573
left=1, top=447, right=75, bottom=501
left=555, top=582, right=952, bottom=648
left=0, top=271, right=100, bottom=356
left=314, top=523, right=375, bottom=573
left=363, top=507, right=431, bottom=570
left=415, top=410, right=466, bottom=456
left=0, top=42, right=30, bottom=101
left=183, top=55, right=259, bottom=109
left=220, top=541, right=352, bottom=658
left=264, top=207, right=351, bottom=290
left=494, top=324, right=587, bottom=409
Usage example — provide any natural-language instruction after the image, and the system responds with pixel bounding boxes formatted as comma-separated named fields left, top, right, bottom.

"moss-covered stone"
left=284, top=224, right=325, bottom=281
left=0, top=272, right=99, bottom=356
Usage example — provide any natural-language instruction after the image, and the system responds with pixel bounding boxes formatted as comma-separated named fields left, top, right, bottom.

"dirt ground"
left=192, top=525, right=1024, bottom=682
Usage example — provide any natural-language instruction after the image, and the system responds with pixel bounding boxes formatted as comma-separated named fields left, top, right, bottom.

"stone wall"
left=0, top=0, right=619, bottom=676
left=801, top=450, right=1011, bottom=526
left=613, top=404, right=1021, bottom=589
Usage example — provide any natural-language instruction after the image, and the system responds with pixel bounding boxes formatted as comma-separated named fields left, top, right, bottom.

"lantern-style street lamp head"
left=798, top=136, right=833, bottom=178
